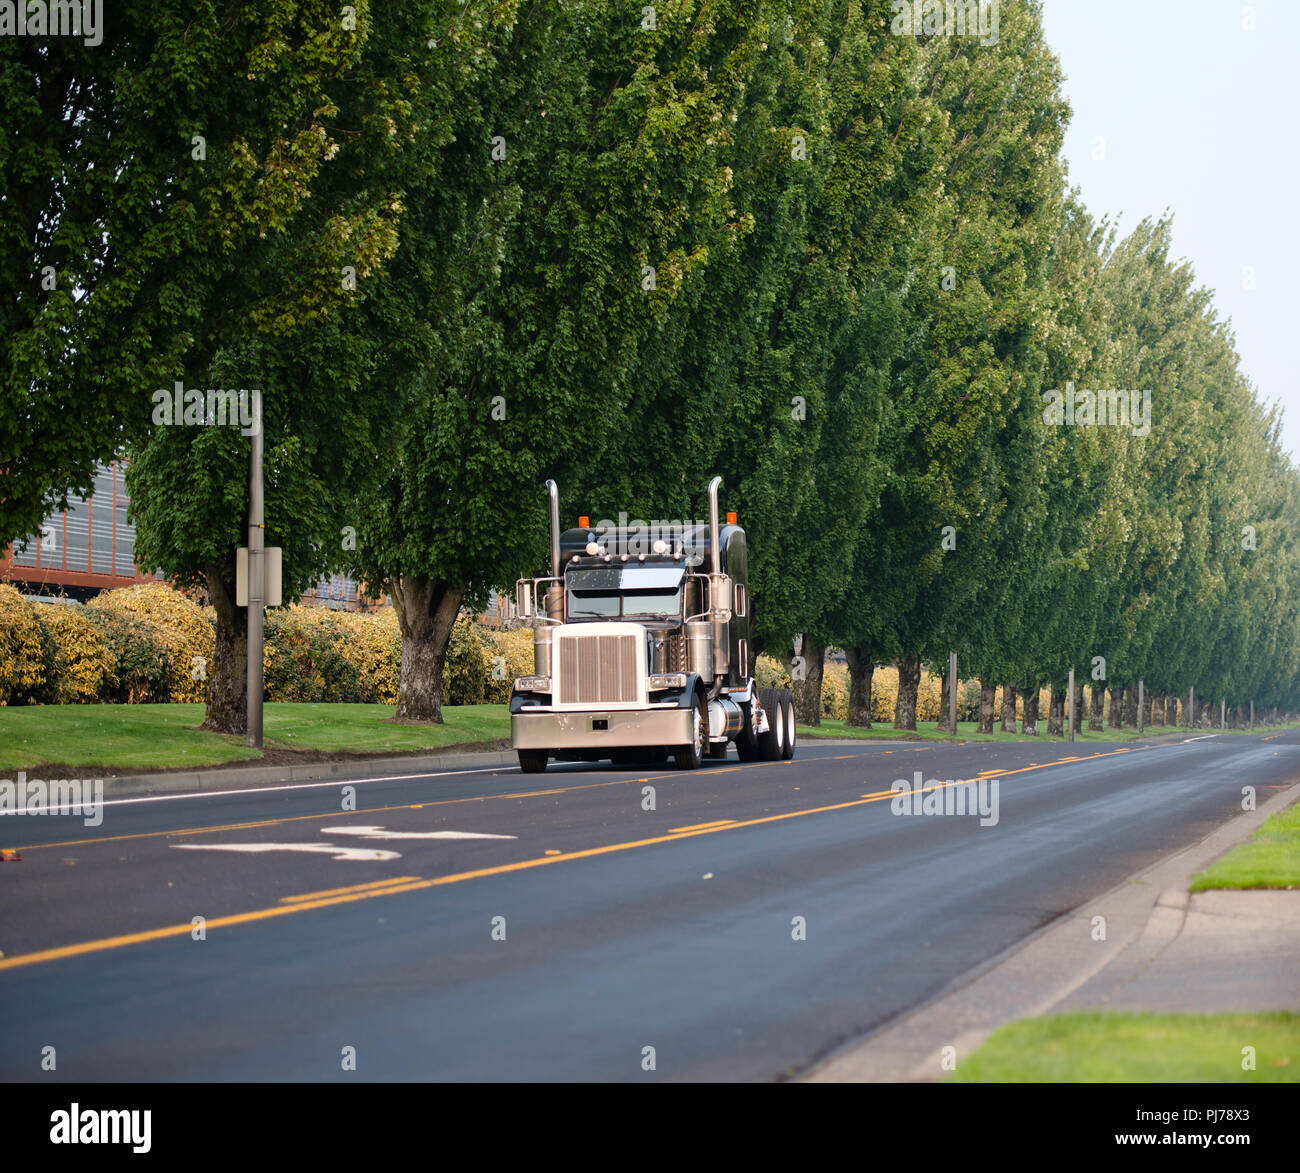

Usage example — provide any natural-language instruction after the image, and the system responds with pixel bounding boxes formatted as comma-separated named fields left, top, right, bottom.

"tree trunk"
left=393, top=574, right=465, bottom=723
left=1123, top=685, right=1139, bottom=726
left=1021, top=686, right=1040, bottom=735
left=977, top=679, right=997, bottom=734
left=1107, top=685, right=1122, bottom=729
left=844, top=644, right=874, bottom=728
left=1048, top=683, right=1065, bottom=736
left=792, top=640, right=826, bottom=727
left=1165, top=694, right=1178, bottom=726
left=1088, top=684, right=1104, bottom=732
left=1072, top=685, right=1085, bottom=735
left=1001, top=684, right=1017, bottom=733
left=201, top=563, right=248, bottom=734
left=894, top=653, right=921, bottom=731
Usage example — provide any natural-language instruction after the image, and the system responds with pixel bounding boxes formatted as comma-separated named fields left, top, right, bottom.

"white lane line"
left=5, top=766, right=507, bottom=814
left=320, top=825, right=516, bottom=841
left=171, top=843, right=401, bottom=861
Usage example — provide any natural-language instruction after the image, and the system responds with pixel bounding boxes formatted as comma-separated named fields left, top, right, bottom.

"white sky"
left=1040, top=0, right=1300, bottom=461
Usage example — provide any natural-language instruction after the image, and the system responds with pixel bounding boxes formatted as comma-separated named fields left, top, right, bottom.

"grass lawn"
left=950, top=1011, right=1300, bottom=1082
left=0, top=702, right=511, bottom=774
left=796, top=718, right=1192, bottom=743
left=1191, top=801, right=1300, bottom=891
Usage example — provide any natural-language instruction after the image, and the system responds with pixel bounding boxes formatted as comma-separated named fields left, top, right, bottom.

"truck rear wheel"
left=781, top=690, right=796, bottom=760
left=674, top=693, right=707, bottom=770
left=735, top=700, right=761, bottom=761
left=517, top=750, right=549, bottom=774
left=756, top=688, right=786, bottom=761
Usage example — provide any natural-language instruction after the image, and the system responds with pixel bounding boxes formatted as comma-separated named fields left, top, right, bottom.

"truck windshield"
left=568, top=588, right=682, bottom=620
left=565, top=565, right=686, bottom=620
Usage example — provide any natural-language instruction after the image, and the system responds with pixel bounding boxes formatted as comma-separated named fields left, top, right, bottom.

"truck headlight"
left=647, top=673, right=687, bottom=692
left=514, top=676, right=552, bottom=693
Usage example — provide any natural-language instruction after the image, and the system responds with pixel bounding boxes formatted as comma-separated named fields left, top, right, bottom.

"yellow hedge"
left=481, top=626, right=536, bottom=704
left=753, top=656, right=1049, bottom=726
left=0, top=583, right=44, bottom=704
left=86, top=583, right=214, bottom=703
left=329, top=607, right=401, bottom=704
left=35, top=603, right=112, bottom=703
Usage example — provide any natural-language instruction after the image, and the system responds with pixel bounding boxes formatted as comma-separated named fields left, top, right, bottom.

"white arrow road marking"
left=172, top=843, right=401, bottom=861
left=319, top=825, right=517, bottom=841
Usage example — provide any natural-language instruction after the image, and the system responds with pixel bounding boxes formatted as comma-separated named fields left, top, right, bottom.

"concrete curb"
left=801, top=775, right=1300, bottom=1083
left=99, top=746, right=520, bottom=798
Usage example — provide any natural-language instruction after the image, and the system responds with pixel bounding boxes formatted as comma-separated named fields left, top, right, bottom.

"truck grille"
left=558, top=633, right=640, bottom=706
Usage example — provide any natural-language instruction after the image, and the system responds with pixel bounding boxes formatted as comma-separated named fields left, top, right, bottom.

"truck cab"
left=510, top=477, right=796, bottom=772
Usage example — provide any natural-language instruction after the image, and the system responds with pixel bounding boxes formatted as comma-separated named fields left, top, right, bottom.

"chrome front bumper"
left=511, top=707, right=693, bottom=750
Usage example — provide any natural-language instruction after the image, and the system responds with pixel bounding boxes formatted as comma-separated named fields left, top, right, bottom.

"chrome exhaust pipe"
left=707, top=475, right=722, bottom=579
left=546, top=479, right=561, bottom=577
left=544, top=479, right=563, bottom=622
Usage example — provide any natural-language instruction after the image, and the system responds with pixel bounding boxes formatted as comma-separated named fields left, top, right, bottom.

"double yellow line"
left=0, top=746, right=1142, bottom=973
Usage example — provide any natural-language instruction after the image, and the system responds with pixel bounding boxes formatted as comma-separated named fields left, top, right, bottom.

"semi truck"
left=510, top=476, right=796, bottom=772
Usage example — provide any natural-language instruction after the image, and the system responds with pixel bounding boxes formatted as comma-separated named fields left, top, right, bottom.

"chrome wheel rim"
left=774, top=702, right=785, bottom=753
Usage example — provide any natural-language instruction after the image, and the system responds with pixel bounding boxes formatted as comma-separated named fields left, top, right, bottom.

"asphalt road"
left=1, top=729, right=1297, bottom=1081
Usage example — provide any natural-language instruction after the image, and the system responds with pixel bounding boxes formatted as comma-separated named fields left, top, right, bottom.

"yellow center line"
left=669, top=820, right=735, bottom=833
left=280, top=877, right=421, bottom=904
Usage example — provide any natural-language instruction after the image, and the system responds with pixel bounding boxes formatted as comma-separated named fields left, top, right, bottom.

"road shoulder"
left=802, top=777, right=1300, bottom=1082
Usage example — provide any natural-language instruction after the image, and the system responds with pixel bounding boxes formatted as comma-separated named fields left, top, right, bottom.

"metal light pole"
left=1067, top=668, right=1075, bottom=742
left=1137, top=678, right=1144, bottom=735
left=1188, top=686, right=1194, bottom=729
left=948, top=651, right=957, bottom=735
left=246, top=417, right=264, bottom=749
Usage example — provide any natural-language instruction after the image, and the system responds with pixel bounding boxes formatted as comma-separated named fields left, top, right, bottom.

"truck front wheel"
left=674, top=693, right=707, bottom=770
left=517, top=749, right=549, bottom=774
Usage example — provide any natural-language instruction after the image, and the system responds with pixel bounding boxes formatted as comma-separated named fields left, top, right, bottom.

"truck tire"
left=756, top=688, right=786, bottom=761
left=674, top=692, right=707, bottom=770
left=735, top=699, right=761, bottom=761
left=780, top=689, right=797, bottom=760
left=517, top=749, right=549, bottom=774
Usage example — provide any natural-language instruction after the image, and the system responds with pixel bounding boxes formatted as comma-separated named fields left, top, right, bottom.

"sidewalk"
left=1057, top=888, right=1300, bottom=1013
left=805, top=778, right=1300, bottom=1082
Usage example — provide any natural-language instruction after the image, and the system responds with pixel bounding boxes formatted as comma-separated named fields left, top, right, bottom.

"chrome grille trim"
left=557, top=632, right=641, bottom=706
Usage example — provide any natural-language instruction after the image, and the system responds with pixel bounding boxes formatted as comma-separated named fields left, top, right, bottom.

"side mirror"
left=516, top=580, right=534, bottom=619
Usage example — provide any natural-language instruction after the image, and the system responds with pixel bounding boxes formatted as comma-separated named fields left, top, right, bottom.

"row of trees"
left=6, top=1, right=1298, bottom=732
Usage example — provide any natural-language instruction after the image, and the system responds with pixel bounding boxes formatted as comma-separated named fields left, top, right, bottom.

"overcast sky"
left=1040, top=0, right=1299, bottom=461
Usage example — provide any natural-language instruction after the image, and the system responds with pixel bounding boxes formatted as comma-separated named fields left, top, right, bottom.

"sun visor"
left=568, top=566, right=686, bottom=591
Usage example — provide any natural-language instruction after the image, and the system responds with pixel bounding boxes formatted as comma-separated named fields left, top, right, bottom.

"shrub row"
left=0, top=582, right=535, bottom=706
